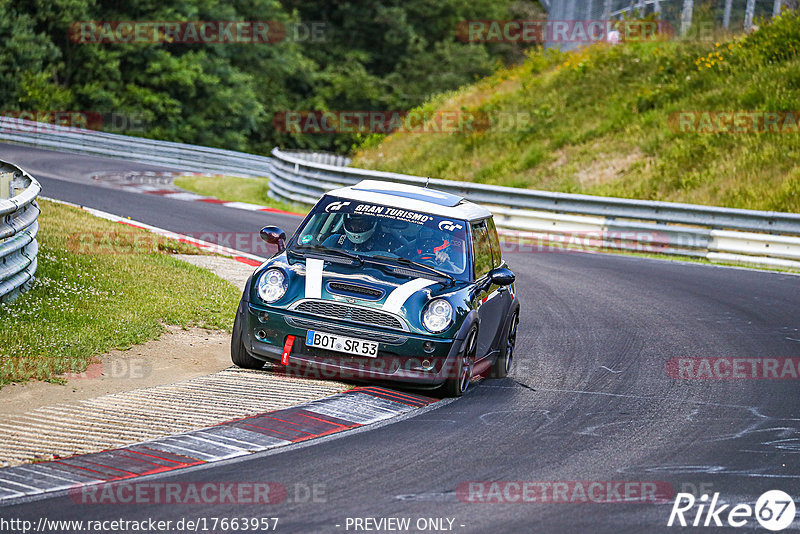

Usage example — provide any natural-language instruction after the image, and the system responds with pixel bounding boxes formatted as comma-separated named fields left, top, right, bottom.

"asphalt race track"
left=0, top=143, right=302, bottom=237
left=2, top=143, right=799, bottom=533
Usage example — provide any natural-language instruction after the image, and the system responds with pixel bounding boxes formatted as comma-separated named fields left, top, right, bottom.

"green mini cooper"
left=231, top=180, right=520, bottom=396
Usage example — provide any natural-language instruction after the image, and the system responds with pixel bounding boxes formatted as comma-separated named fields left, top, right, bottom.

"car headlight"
left=422, top=299, right=453, bottom=333
left=257, top=268, right=287, bottom=303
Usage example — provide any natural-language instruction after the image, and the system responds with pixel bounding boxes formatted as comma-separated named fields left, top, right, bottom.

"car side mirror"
left=260, top=226, right=286, bottom=252
left=489, top=267, right=515, bottom=286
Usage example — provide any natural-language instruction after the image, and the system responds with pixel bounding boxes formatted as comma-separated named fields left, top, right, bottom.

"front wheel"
left=231, top=302, right=265, bottom=370
left=442, top=328, right=477, bottom=397
left=491, top=312, right=518, bottom=378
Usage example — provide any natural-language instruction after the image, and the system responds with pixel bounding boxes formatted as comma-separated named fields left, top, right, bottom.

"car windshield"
left=290, top=195, right=469, bottom=278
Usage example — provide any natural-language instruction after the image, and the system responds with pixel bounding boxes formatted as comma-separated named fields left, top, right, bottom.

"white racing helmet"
left=344, top=214, right=377, bottom=244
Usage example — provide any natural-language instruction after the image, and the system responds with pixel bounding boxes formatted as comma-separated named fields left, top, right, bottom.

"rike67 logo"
left=668, top=490, right=796, bottom=531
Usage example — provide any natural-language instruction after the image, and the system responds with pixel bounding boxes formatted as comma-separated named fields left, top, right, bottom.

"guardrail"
left=0, top=117, right=273, bottom=177
left=0, top=116, right=797, bottom=270
left=269, top=148, right=800, bottom=270
left=0, top=161, right=40, bottom=302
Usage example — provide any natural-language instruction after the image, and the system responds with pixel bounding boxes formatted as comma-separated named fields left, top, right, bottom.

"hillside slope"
left=353, top=13, right=800, bottom=212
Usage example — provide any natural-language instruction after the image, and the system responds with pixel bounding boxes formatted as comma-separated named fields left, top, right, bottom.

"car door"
left=471, top=219, right=504, bottom=360
left=486, top=217, right=514, bottom=348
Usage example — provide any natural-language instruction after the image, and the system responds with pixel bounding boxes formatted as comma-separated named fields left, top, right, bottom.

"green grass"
left=353, top=12, right=800, bottom=213
left=0, top=200, right=240, bottom=387
left=174, top=175, right=307, bottom=213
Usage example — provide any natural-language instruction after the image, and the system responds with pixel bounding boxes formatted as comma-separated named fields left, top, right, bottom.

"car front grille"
left=285, top=316, right=407, bottom=344
left=292, top=300, right=406, bottom=331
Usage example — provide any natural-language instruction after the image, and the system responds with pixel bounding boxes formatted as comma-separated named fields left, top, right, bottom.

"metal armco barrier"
left=0, top=116, right=797, bottom=270
left=269, top=148, right=800, bottom=269
left=0, top=161, right=40, bottom=302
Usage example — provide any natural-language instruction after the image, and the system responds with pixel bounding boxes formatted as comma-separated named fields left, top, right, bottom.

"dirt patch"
left=0, top=326, right=232, bottom=415
left=574, top=147, right=647, bottom=187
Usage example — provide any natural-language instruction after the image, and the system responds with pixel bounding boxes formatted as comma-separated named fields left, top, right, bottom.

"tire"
left=443, top=328, right=477, bottom=397
left=231, top=302, right=265, bottom=370
left=491, top=312, right=518, bottom=379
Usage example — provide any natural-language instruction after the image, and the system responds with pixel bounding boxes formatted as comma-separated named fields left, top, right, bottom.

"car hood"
left=252, top=253, right=469, bottom=335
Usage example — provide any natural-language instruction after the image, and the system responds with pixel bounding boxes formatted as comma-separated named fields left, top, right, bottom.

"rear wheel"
left=491, top=312, right=518, bottom=378
left=231, top=303, right=265, bottom=370
left=443, top=328, right=477, bottom=397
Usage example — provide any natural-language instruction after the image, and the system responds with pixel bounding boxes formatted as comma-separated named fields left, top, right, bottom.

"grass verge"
left=0, top=200, right=240, bottom=387
left=174, top=175, right=308, bottom=214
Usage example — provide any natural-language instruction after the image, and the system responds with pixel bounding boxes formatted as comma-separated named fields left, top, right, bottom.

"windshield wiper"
left=292, top=245, right=363, bottom=265
left=370, top=255, right=455, bottom=285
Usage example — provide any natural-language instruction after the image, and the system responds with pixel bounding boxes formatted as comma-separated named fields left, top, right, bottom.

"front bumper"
left=243, top=301, right=463, bottom=387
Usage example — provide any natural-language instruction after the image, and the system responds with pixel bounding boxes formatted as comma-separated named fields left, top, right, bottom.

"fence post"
left=681, top=0, right=694, bottom=35
left=723, top=0, right=733, bottom=28
left=566, top=0, right=576, bottom=20
left=745, top=0, right=756, bottom=30
left=603, top=0, right=612, bottom=20
left=654, top=0, right=662, bottom=14
left=774, top=0, right=784, bottom=17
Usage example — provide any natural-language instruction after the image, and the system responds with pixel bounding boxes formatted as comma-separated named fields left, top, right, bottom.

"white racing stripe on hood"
left=382, top=278, right=435, bottom=314
left=305, top=258, right=324, bottom=299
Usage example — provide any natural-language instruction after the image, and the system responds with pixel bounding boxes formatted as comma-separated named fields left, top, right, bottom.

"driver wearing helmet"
left=323, top=213, right=385, bottom=252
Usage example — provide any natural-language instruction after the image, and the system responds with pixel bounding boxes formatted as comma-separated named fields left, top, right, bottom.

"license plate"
left=305, top=330, right=379, bottom=358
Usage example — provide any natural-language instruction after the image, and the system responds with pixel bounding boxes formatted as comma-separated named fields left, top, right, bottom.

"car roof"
left=327, top=180, right=492, bottom=221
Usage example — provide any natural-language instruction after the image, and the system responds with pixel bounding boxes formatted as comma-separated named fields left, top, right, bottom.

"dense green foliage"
left=354, top=12, right=800, bottom=212
left=0, top=0, right=538, bottom=153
